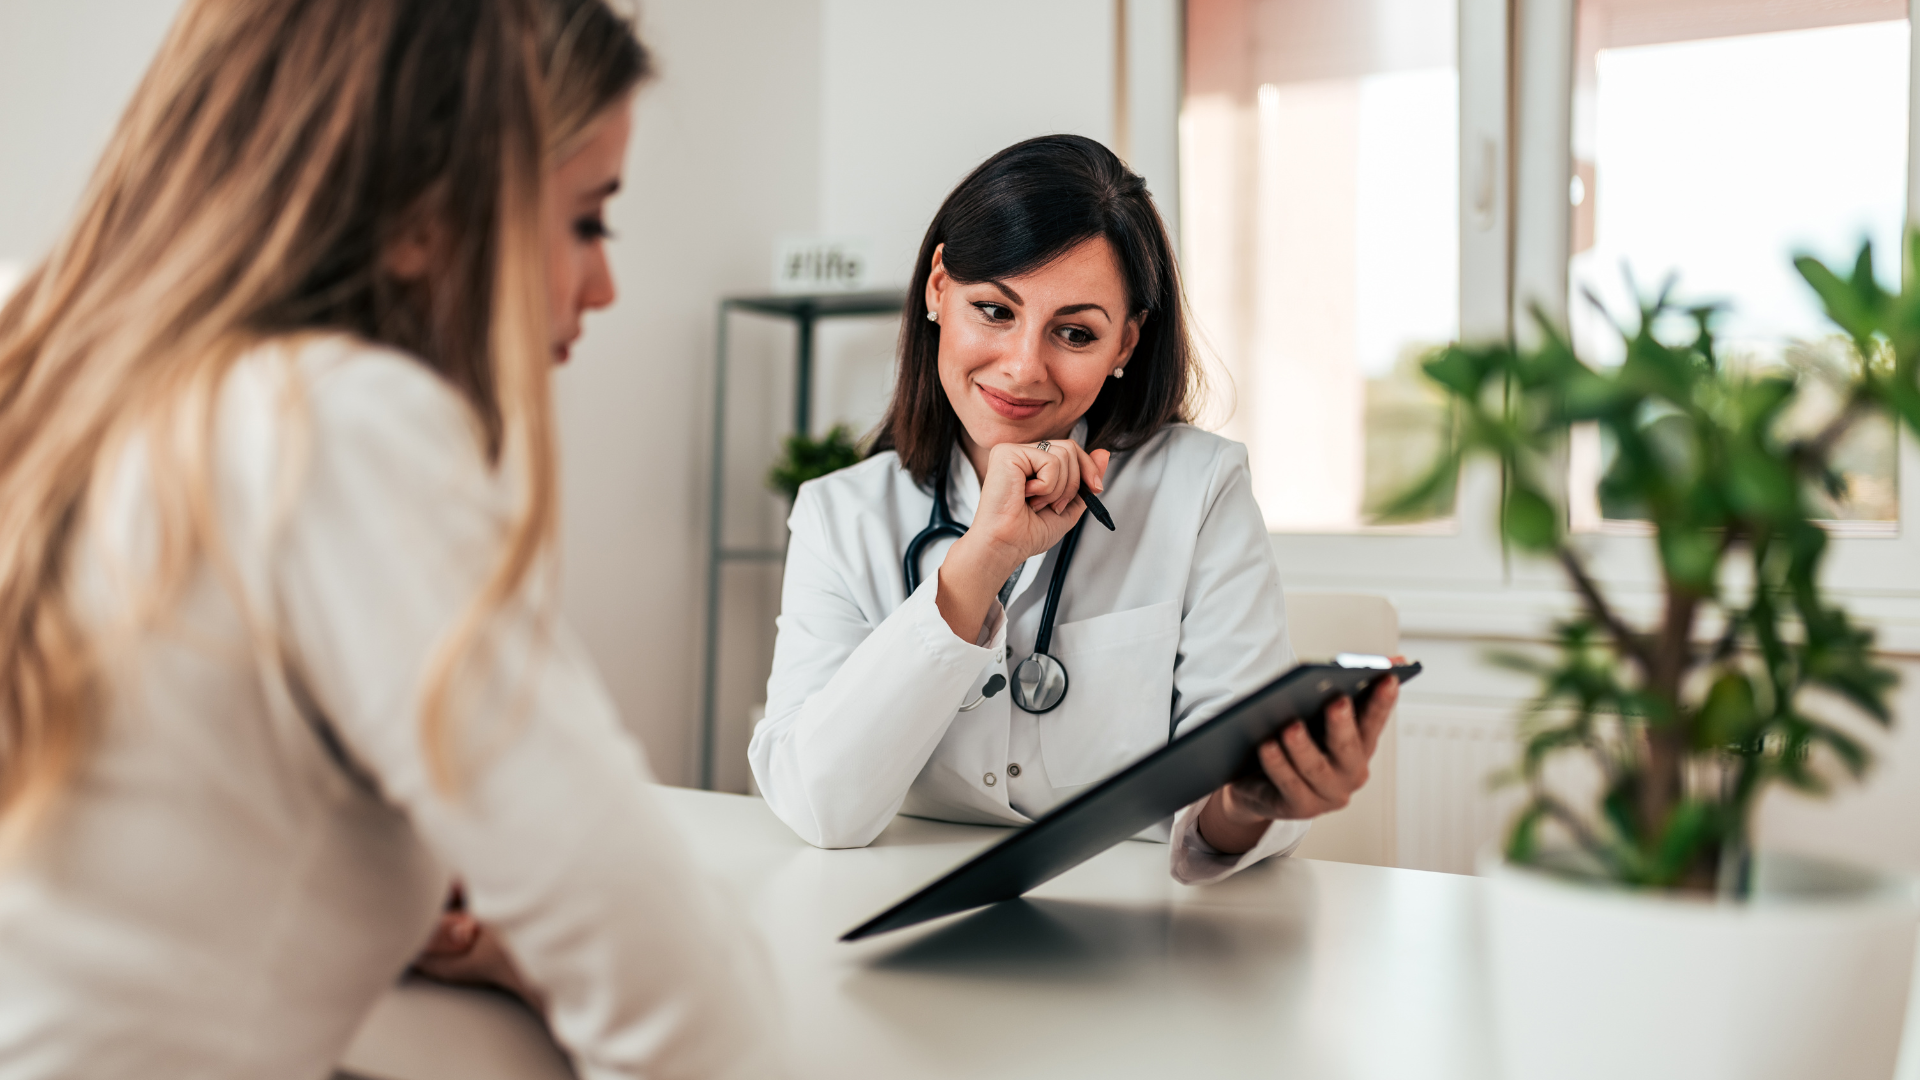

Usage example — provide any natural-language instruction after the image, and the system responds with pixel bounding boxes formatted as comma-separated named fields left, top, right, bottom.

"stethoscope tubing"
left=903, top=461, right=1085, bottom=714
left=1032, top=516, right=1086, bottom=657
left=902, top=465, right=967, bottom=595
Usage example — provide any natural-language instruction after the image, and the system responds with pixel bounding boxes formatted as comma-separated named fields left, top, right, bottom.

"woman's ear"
left=383, top=215, right=443, bottom=282
left=1114, top=310, right=1148, bottom=368
left=924, top=243, right=948, bottom=319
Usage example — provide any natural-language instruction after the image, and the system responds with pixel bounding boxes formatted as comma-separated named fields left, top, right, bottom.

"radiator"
left=1395, top=703, right=1525, bottom=875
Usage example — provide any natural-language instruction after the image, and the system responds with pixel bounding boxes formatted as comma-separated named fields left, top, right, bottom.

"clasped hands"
left=411, top=885, right=542, bottom=1010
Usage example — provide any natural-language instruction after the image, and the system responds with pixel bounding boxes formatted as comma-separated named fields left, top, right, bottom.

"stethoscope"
left=903, top=461, right=1088, bottom=714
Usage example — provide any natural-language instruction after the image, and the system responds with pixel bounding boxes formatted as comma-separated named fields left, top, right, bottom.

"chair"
left=1281, top=591, right=1400, bottom=868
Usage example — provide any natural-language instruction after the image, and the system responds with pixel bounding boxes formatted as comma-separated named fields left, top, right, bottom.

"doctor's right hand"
left=935, top=439, right=1108, bottom=643
left=1196, top=668, right=1402, bottom=855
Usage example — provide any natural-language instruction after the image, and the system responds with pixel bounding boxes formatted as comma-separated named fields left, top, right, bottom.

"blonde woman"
left=0, top=1, right=779, bottom=1078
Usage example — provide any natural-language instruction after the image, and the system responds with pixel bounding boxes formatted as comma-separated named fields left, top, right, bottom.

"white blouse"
left=0, top=335, right=781, bottom=1080
left=749, top=423, right=1308, bottom=884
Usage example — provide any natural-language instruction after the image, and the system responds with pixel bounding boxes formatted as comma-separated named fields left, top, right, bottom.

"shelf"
left=723, top=291, right=908, bottom=319
left=716, top=547, right=787, bottom=562
left=700, top=289, right=908, bottom=789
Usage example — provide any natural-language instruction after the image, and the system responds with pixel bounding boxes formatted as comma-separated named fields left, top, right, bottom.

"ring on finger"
left=1035, top=440, right=1050, bottom=452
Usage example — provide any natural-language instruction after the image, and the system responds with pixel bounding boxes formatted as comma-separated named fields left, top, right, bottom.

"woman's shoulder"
left=252, top=331, right=474, bottom=418
left=230, top=332, right=487, bottom=452
left=784, top=448, right=923, bottom=551
left=1125, top=422, right=1247, bottom=473
left=217, top=333, right=496, bottom=518
left=794, top=448, right=914, bottom=511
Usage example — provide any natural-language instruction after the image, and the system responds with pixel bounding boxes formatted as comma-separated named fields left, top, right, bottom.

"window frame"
left=1255, top=0, right=1511, bottom=591
left=1165, top=0, right=1920, bottom=646
left=1505, top=0, right=1920, bottom=608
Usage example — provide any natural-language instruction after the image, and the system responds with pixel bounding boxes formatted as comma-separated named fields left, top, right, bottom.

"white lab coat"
left=0, top=335, right=783, bottom=1080
left=749, top=422, right=1308, bottom=884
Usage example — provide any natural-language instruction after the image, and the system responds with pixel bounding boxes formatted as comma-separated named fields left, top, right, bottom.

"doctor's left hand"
left=1195, top=668, right=1401, bottom=855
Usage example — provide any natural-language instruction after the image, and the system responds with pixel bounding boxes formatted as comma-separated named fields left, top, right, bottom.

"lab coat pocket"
left=1038, top=599, right=1181, bottom=788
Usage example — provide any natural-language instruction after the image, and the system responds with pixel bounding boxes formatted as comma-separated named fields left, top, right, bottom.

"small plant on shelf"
left=768, top=423, right=863, bottom=502
left=1391, top=239, right=1920, bottom=893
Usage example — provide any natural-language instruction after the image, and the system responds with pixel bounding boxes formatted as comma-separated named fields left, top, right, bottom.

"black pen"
left=1080, top=484, right=1115, bottom=531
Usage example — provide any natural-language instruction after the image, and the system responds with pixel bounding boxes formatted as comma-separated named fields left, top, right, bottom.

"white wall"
left=818, top=0, right=1119, bottom=287
left=562, top=0, right=822, bottom=785
left=0, top=1, right=185, bottom=268
left=1387, top=622, right=1920, bottom=877
left=804, top=0, right=1187, bottom=439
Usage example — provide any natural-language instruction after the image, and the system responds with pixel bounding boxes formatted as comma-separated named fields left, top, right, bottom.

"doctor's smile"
left=974, top=383, right=1053, bottom=421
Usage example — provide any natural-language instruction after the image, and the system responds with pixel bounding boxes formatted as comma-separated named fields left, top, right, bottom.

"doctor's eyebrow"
left=982, top=281, right=1112, bottom=322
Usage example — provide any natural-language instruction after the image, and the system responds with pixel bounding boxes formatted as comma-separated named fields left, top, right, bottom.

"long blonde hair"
left=0, top=0, right=649, bottom=846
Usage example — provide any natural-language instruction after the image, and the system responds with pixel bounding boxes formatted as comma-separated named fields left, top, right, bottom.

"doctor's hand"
left=935, top=439, right=1109, bottom=643
left=1195, top=671, right=1401, bottom=856
left=411, top=896, right=546, bottom=1013
left=972, top=438, right=1108, bottom=562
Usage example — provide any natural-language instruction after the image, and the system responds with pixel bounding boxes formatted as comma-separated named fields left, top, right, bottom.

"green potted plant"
left=1396, top=239, right=1920, bottom=1080
left=767, top=423, right=863, bottom=503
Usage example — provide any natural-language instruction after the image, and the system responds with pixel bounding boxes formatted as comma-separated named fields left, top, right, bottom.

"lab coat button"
left=1007, top=763, right=1022, bottom=778
left=983, top=772, right=997, bottom=787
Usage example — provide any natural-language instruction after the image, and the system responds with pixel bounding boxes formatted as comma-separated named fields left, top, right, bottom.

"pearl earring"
left=927, top=310, right=939, bottom=323
left=1112, top=367, right=1125, bottom=379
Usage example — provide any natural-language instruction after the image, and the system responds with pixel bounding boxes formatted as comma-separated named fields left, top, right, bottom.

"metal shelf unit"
left=700, top=290, right=906, bottom=790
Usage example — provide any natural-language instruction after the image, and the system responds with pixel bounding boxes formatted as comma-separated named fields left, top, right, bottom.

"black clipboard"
left=841, top=657, right=1421, bottom=941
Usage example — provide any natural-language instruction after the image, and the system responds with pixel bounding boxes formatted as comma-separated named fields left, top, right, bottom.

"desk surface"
left=341, top=788, right=1497, bottom=1080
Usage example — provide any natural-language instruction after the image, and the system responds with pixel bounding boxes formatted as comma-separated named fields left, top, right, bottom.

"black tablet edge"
left=840, top=660, right=1422, bottom=942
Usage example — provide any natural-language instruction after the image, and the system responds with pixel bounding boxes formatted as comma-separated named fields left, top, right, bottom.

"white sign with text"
left=772, top=237, right=870, bottom=294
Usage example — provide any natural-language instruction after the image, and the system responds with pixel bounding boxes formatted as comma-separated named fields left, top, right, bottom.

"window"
left=1179, top=0, right=1920, bottom=597
left=1170, top=0, right=1920, bottom=872
left=1566, top=0, right=1910, bottom=531
left=1182, top=0, right=1461, bottom=533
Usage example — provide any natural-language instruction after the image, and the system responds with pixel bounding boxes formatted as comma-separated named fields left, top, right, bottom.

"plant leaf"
left=1695, top=671, right=1759, bottom=749
left=1506, top=803, right=1547, bottom=865
left=1650, top=799, right=1716, bottom=886
left=1502, top=485, right=1560, bottom=552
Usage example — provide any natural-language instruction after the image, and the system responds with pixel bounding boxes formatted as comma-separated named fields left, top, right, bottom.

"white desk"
left=341, top=787, right=1497, bottom=1079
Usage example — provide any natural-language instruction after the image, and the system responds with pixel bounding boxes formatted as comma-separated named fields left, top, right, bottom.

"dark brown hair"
left=871, top=134, right=1199, bottom=486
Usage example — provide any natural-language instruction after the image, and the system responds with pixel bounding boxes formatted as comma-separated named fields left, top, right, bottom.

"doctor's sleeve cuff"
left=1167, top=799, right=1311, bottom=886
left=760, top=574, right=1006, bottom=851
left=898, top=572, right=1006, bottom=659
left=974, top=592, right=1008, bottom=649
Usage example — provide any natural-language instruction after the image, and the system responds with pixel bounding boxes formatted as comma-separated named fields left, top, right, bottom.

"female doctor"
left=748, top=135, right=1398, bottom=883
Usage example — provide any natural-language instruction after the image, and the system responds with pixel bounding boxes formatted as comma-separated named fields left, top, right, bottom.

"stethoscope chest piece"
left=1011, top=652, right=1068, bottom=713
left=906, top=459, right=1092, bottom=716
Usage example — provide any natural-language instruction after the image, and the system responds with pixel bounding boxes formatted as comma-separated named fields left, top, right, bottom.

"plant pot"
left=1480, top=849, right=1920, bottom=1080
